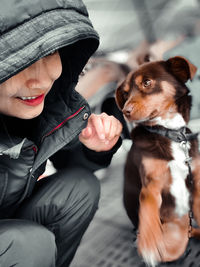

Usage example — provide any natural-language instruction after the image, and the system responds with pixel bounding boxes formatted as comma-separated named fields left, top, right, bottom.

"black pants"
left=0, top=167, right=100, bottom=267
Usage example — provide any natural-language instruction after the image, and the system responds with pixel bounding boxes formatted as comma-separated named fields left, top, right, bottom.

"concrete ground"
left=70, top=120, right=200, bottom=267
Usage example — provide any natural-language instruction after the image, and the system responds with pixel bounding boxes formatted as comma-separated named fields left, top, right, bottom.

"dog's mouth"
left=149, top=109, right=159, bottom=120
left=124, top=109, right=159, bottom=124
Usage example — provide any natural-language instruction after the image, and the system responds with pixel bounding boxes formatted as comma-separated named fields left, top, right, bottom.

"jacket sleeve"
left=50, top=136, right=122, bottom=172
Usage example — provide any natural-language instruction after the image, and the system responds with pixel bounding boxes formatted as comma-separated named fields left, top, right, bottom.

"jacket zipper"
left=41, top=106, right=85, bottom=143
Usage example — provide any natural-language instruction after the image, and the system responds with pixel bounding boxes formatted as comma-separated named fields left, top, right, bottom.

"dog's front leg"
left=137, top=157, right=169, bottom=266
left=137, top=180, right=165, bottom=267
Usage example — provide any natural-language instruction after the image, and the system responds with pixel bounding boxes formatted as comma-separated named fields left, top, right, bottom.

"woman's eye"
left=143, top=79, right=151, bottom=87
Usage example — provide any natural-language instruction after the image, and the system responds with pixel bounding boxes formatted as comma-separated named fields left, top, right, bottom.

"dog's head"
left=115, top=56, right=197, bottom=124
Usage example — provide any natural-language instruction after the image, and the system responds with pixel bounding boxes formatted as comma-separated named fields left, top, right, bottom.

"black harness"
left=144, top=125, right=199, bottom=143
left=144, top=125, right=200, bottom=237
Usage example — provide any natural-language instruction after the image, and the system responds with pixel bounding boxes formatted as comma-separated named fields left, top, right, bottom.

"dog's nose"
left=123, top=105, right=133, bottom=117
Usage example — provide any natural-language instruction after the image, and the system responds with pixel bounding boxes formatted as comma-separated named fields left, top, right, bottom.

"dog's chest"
left=168, top=141, right=190, bottom=217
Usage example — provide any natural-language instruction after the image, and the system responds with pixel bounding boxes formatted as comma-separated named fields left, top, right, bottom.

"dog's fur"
left=115, top=56, right=200, bottom=266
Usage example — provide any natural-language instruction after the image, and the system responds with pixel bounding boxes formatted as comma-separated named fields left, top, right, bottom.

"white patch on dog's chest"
left=153, top=113, right=186, bottom=129
left=168, top=141, right=190, bottom=217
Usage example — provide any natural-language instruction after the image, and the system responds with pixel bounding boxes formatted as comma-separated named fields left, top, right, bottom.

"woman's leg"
left=15, top=167, right=100, bottom=267
left=0, top=219, right=56, bottom=267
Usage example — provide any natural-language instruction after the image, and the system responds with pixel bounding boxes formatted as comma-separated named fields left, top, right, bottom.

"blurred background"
left=86, top=0, right=200, bottom=52
left=81, top=0, right=200, bottom=119
left=70, top=1, right=200, bottom=266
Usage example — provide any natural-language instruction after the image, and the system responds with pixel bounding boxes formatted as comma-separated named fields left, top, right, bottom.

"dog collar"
left=143, top=125, right=199, bottom=143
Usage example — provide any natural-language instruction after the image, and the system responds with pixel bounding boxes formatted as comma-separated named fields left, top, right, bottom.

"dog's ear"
left=115, top=80, right=127, bottom=110
left=116, top=71, right=133, bottom=110
left=166, top=56, right=197, bottom=83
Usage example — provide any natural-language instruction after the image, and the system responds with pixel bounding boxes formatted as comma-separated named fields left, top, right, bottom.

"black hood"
left=0, top=0, right=99, bottom=84
left=0, top=0, right=99, bottom=144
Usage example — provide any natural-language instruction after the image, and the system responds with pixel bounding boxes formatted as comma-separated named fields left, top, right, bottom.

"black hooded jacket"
left=0, top=0, right=121, bottom=218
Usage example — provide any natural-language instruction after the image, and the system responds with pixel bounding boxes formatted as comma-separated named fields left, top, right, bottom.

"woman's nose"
left=25, top=52, right=62, bottom=90
left=25, top=58, right=52, bottom=90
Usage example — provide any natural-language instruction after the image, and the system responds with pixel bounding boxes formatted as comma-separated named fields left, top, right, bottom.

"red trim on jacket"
left=32, top=146, right=37, bottom=153
left=43, top=106, right=85, bottom=140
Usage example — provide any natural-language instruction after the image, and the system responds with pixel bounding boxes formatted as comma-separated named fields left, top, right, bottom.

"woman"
left=0, top=0, right=122, bottom=266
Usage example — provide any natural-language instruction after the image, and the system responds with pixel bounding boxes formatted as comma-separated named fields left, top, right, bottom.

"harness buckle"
left=180, top=141, right=192, bottom=165
left=185, top=157, right=192, bottom=165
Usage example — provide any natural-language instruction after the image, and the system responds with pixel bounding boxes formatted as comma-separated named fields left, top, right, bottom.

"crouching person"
left=0, top=0, right=122, bottom=266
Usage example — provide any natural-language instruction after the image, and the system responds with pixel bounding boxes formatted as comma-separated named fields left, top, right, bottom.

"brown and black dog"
left=115, top=56, right=200, bottom=266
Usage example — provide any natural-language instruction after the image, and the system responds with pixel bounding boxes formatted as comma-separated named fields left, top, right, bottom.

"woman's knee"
left=17, top=168, right=100, bottom=228
left=49, top=167, right=101, bottom=223
left=0, top=219, right=56, bottom=267
left=52, top=167, right=100, bottom=210
left=75, top=168, right=101, bottom=209
left=57, top=167, right=101, bottom=217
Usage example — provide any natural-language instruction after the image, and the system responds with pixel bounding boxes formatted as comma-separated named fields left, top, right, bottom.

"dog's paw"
left=140, top=250, right=159, bottom=267
left=137, top=227, right=165, bottom=267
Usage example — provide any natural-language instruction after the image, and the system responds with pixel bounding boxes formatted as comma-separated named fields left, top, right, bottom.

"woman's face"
left=0, top=51, right=62, bottom=119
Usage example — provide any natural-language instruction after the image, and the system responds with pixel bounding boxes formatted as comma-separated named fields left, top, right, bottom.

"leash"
left=180, top=140, right=194, bottom=238
left=144, top=125, right=200, bottom=238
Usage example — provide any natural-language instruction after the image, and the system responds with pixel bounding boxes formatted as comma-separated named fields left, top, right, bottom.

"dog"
left=115, top=56, right=200, bottom=266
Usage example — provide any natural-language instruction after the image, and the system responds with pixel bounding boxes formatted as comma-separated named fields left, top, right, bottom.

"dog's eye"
left=143, top=79, right=151, bottom=87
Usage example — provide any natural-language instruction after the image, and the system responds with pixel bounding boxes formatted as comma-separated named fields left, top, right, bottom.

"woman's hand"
left=79, top=113, right=122, bottom=152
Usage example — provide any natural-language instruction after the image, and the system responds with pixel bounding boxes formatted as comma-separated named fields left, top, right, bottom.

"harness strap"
left=144, top=126, right=199, bottom=142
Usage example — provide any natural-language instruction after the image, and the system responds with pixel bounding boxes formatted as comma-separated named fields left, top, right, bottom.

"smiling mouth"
left=18, top=96, right=38, bottom=100
left=149, top=109, right=158, bottom=119
left=17, top=94, right=45, bottom=106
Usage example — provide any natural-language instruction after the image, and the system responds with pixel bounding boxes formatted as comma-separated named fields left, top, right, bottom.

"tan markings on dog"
left=123, top=82, right=130, bottom=93
left=141, top=157, right=171, bottom=195
left=124, top=90, right=175, bottom=122
left=122, top=79, right=177, bottom=123
left=135, top=75, right=143, bottom=86
left=123, top=71, right=134, bottom=92
left=160, top=81, right=176, bottom=96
